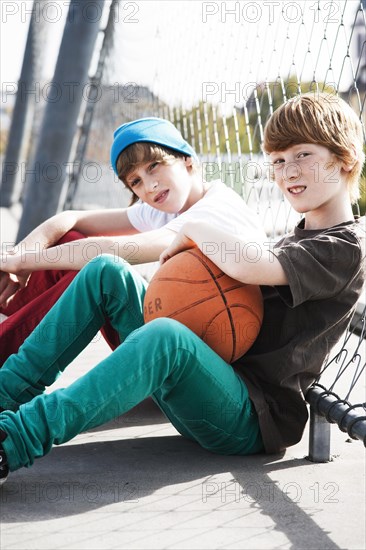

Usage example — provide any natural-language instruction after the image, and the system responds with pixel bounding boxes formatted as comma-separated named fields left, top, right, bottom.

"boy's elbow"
left=228, top=258, right=288, bottom=286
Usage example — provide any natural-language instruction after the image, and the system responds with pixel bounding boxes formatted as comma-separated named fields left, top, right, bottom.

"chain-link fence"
left=67, top=0, right=365, bottom=242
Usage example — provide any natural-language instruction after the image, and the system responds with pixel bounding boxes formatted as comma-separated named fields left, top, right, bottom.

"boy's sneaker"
left=0, top=431, right=9, bottom=486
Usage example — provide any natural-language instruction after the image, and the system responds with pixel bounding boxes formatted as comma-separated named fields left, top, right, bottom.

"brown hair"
left=116, top=142, right=198, bottom=205
left=263, top=92, right=365, bottom=203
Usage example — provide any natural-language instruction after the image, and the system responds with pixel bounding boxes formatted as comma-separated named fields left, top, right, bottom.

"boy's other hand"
left=0, top=252, right=31, bottom=304
left=159, top=230, right=196, bottom=265
left=0, top=271, right=20, bottom=307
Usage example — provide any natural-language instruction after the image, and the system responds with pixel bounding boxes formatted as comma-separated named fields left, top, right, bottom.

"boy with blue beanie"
left=111, top=117, right=199, bottom=170
left=0, top=117, right=265, bottom=363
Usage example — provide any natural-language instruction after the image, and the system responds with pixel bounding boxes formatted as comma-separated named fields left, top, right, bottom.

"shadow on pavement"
left=1, top=393, right=343, bottom=550
left=1, top=432, right=341, bottom=549
left=231, top=459, right=341, bottom=550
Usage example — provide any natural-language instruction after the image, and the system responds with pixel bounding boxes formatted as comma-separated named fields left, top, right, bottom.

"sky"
left=0, top=0, right=362, bottom=109
left=1, top=0, right=70, bottom=84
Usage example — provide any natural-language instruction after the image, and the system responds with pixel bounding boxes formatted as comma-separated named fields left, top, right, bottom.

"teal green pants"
left=0, top=255, right=263, bottom=471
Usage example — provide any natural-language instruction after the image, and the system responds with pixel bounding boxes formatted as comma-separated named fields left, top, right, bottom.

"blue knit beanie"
left=111, top=117, right=198, bottom=175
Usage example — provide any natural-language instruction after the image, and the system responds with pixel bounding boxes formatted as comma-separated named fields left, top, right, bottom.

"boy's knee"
left=82, top=255, right=140, bottom=290
left=84, top=254, right=130, bottom=276
left=144, top=318, right=191, bottom=341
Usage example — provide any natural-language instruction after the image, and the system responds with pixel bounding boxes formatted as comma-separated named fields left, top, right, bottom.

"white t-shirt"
left=127, top=180, right=265, bottom=238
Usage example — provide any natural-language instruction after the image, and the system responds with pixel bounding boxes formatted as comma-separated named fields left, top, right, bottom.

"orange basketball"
left=143, top=248, right=263, bottom=363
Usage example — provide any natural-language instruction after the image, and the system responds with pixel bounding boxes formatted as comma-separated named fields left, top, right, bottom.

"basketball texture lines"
left=144, top=248, right=263, bottom=363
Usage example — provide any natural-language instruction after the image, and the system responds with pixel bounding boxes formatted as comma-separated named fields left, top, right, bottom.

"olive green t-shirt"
left=233, top=217, right=366, bottom=454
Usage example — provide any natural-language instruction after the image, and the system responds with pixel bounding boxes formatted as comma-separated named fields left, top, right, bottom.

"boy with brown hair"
left=0, top=93, right=364, bottom=483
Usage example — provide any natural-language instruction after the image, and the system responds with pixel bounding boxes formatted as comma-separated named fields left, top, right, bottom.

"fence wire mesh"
left=69, top=0, right=365, bottom=241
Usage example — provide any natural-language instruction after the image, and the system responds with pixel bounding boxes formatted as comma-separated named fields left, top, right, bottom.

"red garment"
left=0, top=231, right=120, bottom=365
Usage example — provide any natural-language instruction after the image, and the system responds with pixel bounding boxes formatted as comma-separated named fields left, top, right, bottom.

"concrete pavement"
left=0, top=205, right=365, bottom=550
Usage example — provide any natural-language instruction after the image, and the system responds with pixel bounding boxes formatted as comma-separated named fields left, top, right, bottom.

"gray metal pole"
left=17, top=0, right=104, bottom=241
left=63, top=0, right=119, bottom=210
left=308, top=408, right=331, bottom=463
left=0, top=0, right=48, bottom=207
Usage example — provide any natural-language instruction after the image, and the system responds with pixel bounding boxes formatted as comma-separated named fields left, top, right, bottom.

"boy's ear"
left=341, top=145, right=357, bottom=172
left=342, top=163, right=354, bottom=173
left=184, top=156, right=193, bottom=169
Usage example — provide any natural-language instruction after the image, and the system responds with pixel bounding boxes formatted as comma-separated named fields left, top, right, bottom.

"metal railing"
left=306, top=304, right=366, bottom=462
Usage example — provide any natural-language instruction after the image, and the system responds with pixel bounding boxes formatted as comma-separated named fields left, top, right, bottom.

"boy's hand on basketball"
left=159, top=231, right=196, bottom=264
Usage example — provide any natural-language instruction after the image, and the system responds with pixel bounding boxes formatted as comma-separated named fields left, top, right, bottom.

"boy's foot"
left=0, top=448, right=8, bottom=486
left=0, top=431, right=9, bottom=486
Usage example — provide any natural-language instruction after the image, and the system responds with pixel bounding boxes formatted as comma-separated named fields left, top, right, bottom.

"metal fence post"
left=308, top=407, right=331, bottom=462
left=0, top=0, right=49, bottom=207
left=17, top=0, right=104, bottom=241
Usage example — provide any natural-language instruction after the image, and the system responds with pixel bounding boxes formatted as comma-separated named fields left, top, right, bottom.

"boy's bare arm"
left=12, top=209, right=137, bottom=253
left=70, top=209, right=139, bottom=237
left=1, top=228, right=177, bottom=275
left=160, top=221, right=288, bottom=286
left=0, top=209, right=139, bottom=304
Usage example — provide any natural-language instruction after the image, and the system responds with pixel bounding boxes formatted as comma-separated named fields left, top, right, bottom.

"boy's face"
left=269, top=143, right=349, bottom=216
left=124, top=156, right=197, bottom=213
